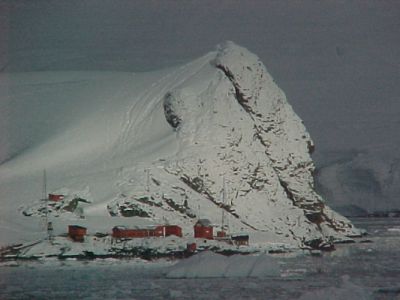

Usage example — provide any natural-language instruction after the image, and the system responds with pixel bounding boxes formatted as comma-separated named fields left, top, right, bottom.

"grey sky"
left=1, top=0, right=399, bottom=163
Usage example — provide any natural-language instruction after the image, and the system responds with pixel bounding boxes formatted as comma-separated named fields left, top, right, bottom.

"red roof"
left=49, top=194, right=64, bottom=202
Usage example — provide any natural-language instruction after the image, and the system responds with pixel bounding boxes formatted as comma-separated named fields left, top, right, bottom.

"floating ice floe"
left=166, top=251, right=280, bottom=278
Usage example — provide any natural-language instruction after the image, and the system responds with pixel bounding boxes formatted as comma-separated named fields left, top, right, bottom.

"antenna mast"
left=42, top=169, right=53, bottom=241
left=43, top=169, right=47, bottom=226
left=145, top=168, right=150, bottom=193
left=221, top=176, right=226, bottom=232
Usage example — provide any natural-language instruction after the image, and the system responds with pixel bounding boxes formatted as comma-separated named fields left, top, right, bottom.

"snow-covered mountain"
left=0, top=42, right=360, bottom=248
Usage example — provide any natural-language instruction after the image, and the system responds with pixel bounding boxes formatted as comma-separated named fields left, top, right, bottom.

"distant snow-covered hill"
left=315, top=149, right=400, bottom=215
left=0, top=42, right=360, bottom=248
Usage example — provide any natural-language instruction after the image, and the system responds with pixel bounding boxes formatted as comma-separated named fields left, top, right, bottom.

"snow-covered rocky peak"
left=158, top=41, right=360, bottom=246
left=0, top=42, right=360, bottom=248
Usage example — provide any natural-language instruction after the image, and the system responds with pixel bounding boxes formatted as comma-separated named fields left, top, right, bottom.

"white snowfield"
left=0, top=42, right=360, bottom=248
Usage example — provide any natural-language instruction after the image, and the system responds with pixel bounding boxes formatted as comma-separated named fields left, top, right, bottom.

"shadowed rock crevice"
left=215, top=64, right=255, bottom=114
left=163, top=92, right=182, bottom=129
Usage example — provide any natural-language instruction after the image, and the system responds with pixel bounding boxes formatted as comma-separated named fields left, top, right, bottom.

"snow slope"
left=0, top=42, right=360, bottom=247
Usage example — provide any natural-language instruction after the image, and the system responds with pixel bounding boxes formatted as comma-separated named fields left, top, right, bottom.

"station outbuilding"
left=68, top=225, right=87, bottom=242
left=194, top=219, right=213, bottom=239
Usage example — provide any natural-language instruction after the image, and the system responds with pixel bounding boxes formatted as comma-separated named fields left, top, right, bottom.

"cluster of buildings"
left=50, top=193, right=249, bottom=248
left=68, top=218, right=249, bottom=246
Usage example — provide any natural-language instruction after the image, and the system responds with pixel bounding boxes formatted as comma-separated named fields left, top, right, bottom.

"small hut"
left=231, top=234, right=249, bottom=246
left=68, top=225, right=87, bottom=242
left=49, top=194, right=64, bottom=202
left=216, top=230, right=227, bottom=238
left=186, top=242, right=197, bottom=253
left=194, top=219, right=213, bottom=239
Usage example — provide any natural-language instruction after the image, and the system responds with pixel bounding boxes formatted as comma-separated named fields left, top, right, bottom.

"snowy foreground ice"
left=166, top=251, right=280, bottom=278
left=0, top=218, right=399, bottom=299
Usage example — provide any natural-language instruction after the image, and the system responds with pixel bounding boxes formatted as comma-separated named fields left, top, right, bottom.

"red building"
left=68, top=225, right=87, bottom=242
left=112, top=225, right=182, bottom=239
left=150, top=226, right=165, bottom=237
left=112, top=226, right=158, bottom=238
left=194, top=219, right=213, bottom=239
left=186, top=242, right=197, bottom=253
left=49, top=194, right=64, bottom=202
left=164, top=225, right=182, bottom=237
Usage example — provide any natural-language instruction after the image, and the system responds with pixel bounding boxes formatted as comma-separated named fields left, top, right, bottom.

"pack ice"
left=0, top=42, right=361, bottom=248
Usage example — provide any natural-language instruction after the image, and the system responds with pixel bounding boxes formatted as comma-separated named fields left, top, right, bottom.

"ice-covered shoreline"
left=2, top=218, right=399, bottom=300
